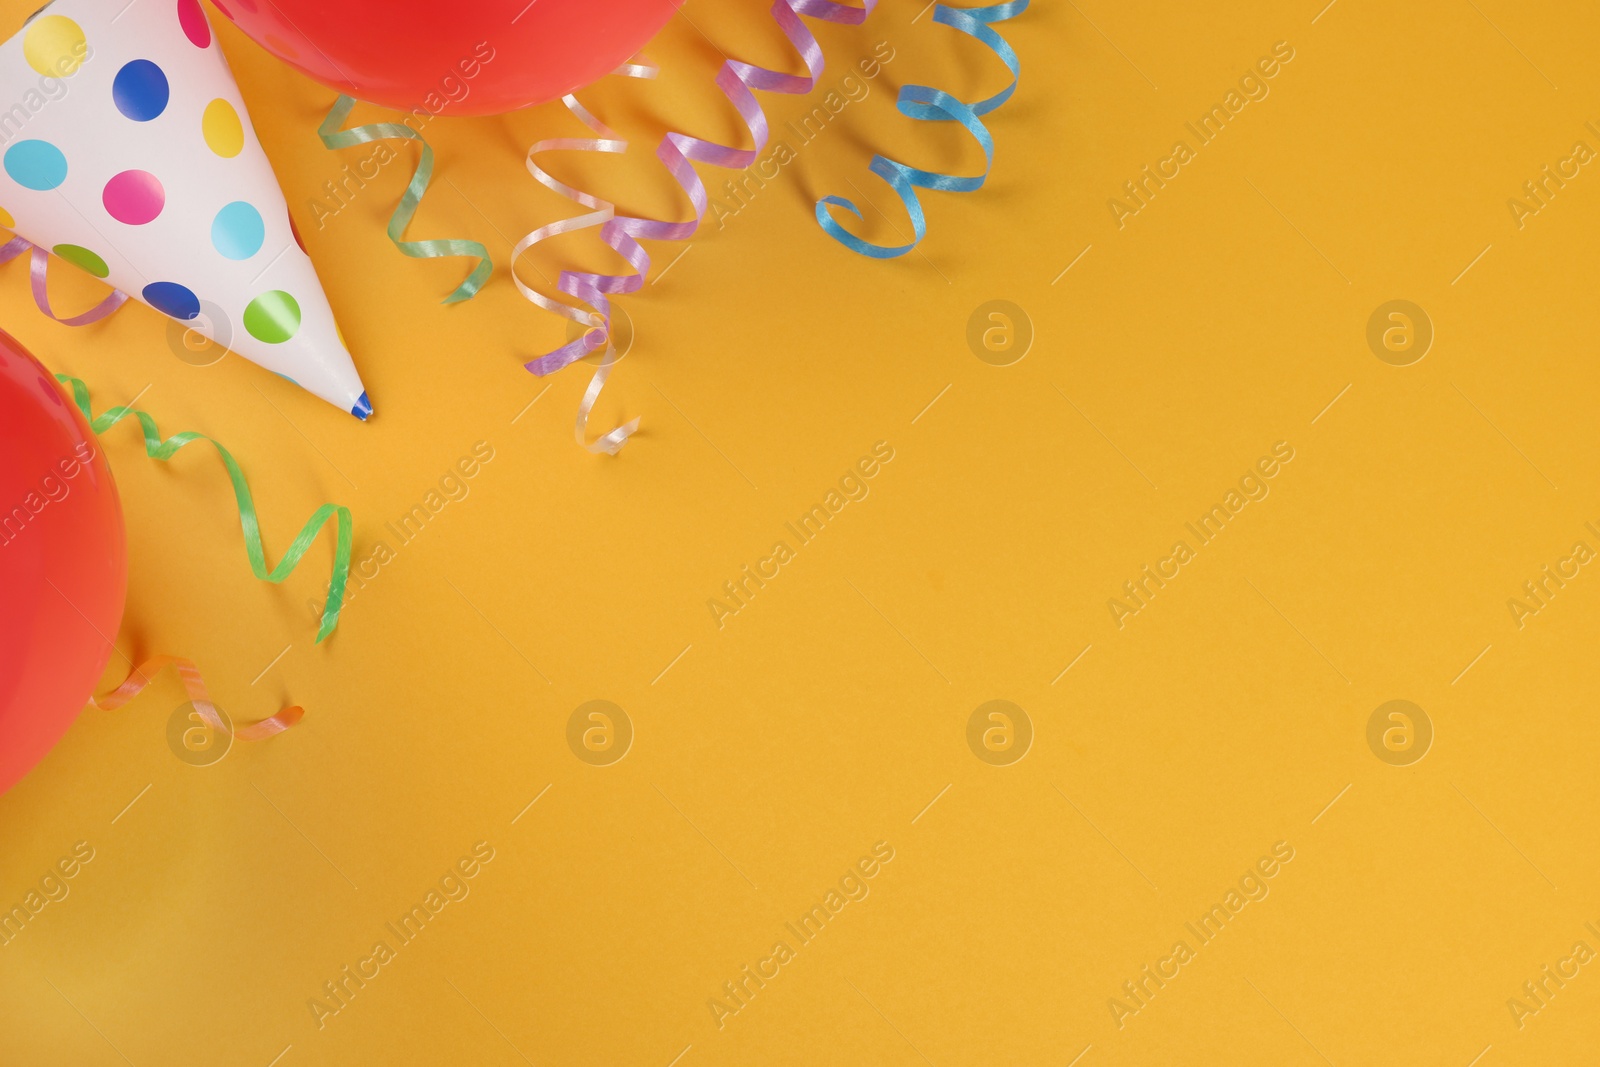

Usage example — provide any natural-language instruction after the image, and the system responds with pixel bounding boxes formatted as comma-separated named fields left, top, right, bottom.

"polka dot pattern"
left=211, top=201, right=264, bottom=260
left=202, top=98, right=243, bottom=157
left=103, top=170, right=165, bottom=224
left=244, top=291, right=300, bottom=343
left=23, top=15, right=86, bottom=78
left=53, top=244, right=109, bottom=278
left=5, top=141, right=67, bottom=190
left=2, top=0, right=323, bottom=392
left=113, top=60, right=170, bottom=121
left=176, top=0, right=211, bottom=48
left=143, top=281, right=200, bottom=319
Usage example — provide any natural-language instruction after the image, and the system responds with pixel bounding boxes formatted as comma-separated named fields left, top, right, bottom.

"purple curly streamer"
left=0, top=236, right=129, bottom=325
left=512, top=0, right=876, bottom=452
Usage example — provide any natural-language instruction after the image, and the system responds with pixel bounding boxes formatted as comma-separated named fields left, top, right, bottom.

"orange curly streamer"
left=90, top=655, right=303, bottom=741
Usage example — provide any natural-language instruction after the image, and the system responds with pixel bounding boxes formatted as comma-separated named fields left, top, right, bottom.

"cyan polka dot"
left=211, top=201, right=264, bottom=259
left=143, top=281, right=200, bottom=320
left=112, top=60, right=169, bottom=121
left=4, top=140, right=66, bottom=190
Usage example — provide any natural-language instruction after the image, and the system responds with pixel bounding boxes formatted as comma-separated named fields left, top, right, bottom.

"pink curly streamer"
left=513, top=0, right=876, bottom=453
left=0, top=236, right=128, bottom=325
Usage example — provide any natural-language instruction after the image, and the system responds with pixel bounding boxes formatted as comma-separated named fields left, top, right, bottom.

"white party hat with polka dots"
left=0, top=0, right=372, bottom=419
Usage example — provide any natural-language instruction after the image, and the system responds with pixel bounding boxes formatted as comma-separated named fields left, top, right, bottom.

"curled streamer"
left=57, top=375, right=353, bottom=643
left=513, top=0, right=876, bottom=452
left=91, top=655, right=303, bottom=740
left=0, top=235, right=128, bottom=324
left=816, top=1, right=1026, bottom=257
left=318, top=95, right=493, bottom=304
left=515, top=82, right=650, bottom=454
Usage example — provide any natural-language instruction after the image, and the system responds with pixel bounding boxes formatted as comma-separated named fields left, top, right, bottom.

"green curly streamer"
left=57, top=375, right=351, bottom=643
left=317, top=95, right=492, bottom=304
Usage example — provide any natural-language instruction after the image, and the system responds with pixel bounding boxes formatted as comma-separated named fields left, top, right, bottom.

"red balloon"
left=208, top=0, right=680, bottom=116
left=0, top=331, right=126, bottom=796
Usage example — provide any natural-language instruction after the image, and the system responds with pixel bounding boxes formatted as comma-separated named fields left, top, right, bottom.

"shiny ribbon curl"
left=513, top=0, right=876, bottom=453
left=318, top=95, right=492, bottom=304
left=516, top=87, right=646, bottom=454
left=0, top=235, right=128, bottom=324
left=57, top=375, right=352, bottom=643
left=91, top=655, right=303, bottom=740
left=817, top=0, right=1026, bottom=257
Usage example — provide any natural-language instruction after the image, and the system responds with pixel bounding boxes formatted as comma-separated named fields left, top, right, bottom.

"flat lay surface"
left=2, top=1, right=1599, bottom=1064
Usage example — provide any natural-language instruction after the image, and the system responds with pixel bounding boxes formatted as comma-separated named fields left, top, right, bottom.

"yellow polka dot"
left=202, top=98, right=243, bottom=158
left=0, top=206, right=13, bottom=229
left=23, top=15, right=86, bottom=78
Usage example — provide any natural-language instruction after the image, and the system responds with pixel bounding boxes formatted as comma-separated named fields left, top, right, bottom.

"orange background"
left=4, top=1, right=1600, bottom=1064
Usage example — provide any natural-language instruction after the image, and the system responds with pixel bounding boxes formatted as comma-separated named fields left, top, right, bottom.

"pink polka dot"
left=177, top=0, right=211, bottom=47
left=103, top=170, right=164, bottom=225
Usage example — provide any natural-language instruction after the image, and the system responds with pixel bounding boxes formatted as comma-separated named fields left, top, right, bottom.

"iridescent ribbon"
left=513, top=0, right=876, bottom=452
left=516, top=85, right=648, bottom=453
left=318, top=95, right=492, bottom=304
left=816, top=0, right=1025, bottom=257
left=90, top=654, right=303, bottom=740
left=0, top=235, right=128, bottom=324
left=57, top=375, right=352, bottom=643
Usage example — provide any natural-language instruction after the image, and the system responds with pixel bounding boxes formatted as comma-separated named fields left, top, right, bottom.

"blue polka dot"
left=142, top=281, right=199, bottom=320
left=4, top=140, right=66, bottom=190
left=112, top=60, right=169, bottom=121
left=211, top=201, right=264, bottom=260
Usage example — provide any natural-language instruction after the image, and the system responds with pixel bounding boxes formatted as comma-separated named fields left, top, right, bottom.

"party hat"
left=0, top=0, right=371, bottom=419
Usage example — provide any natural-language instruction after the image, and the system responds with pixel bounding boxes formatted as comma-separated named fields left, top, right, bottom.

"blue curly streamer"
left=816, top=0, right=1026, bottom=258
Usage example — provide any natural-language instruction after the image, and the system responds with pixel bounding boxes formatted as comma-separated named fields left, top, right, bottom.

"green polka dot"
left=243, top=290, right=300, bottom=343
left=52, top=243, right=109, bottom=278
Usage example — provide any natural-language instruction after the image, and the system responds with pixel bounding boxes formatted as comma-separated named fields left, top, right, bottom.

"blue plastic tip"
left=351, top=391, right=372, bottom=421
